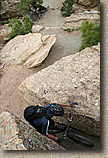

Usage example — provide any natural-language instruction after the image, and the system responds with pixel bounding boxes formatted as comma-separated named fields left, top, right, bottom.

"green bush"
left=66, top=28, right=71, bottom=32
left=78, top=20, right=100, bottom=51
left=17, top=0, right=43, bottom=15
left=98, top=3, right=100, bottom=12
left=8, top=15, right=33, bottom=39
left=61, top=0, right=75, bottom=17
left=98, top=3, right=100, bottom=15
left=0, top=20, right=9, bottom=25
left=0, top=0, right=2, bottom=9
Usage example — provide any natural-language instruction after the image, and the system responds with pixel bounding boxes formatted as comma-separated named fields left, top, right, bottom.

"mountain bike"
left=49, top=103, right=94, bottom=147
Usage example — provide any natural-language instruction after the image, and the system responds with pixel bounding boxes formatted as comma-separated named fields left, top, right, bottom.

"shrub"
left=0, top=20, right=9, bottom=25
left=61, top=0, right=75, bottom=17
left=78, top=20, right=100, bottom=51
left=8, top=15, right=33, bottom=39
left=98, top=3, right=100, bottom=15
left=66, top=28, right=71, bottom=32
left=17, top=0, right=43, bottom=15
left=0, top=0, right=2, bottom=9
left=98, top=3, right=100, bottom=12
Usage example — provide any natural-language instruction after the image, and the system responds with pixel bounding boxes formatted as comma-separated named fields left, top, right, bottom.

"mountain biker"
left=24, top=103, right=72, bottom=143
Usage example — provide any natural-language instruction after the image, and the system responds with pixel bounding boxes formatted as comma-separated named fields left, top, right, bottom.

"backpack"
left=24, top=105, right=46, bottom=122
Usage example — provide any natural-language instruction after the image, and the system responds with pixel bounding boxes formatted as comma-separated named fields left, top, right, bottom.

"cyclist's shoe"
left=70, top=103, right=78, bottom=107
left=57, top=137, right=63, bottom=143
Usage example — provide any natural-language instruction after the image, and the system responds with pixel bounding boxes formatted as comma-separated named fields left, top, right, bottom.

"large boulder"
left=74, top=0, right=100, bottom=8
left=0, top=111, right=64, bottom=150
left=1, top=33, right=56, bottom=68
left=0, top=0, right=21, bottom=20
left=62, top=10, right=100, bottom=30
left=19, top=44, right=100, bottom=136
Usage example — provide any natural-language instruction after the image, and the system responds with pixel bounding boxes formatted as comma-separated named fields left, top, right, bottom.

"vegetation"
left=66, top=28, right=71, bottom=32
left=61, top=0, right=75, bottom=17
left=17, top=0, right=43, bottom=16
left=78, top=20, right=100, bottom=51
left=98, top=3, right=100, bottom=14
left=0, top=20, right=9, bottom=25
left=0, top=0, right=2, bottom=9
left=8, top=15, right=33, bottom=39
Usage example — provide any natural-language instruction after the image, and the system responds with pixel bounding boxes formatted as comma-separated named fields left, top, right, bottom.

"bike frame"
left=49, top=111, right=94, bottom=147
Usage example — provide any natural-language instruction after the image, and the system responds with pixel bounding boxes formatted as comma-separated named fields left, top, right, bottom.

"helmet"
left=48, top=103, right=64, bottom=116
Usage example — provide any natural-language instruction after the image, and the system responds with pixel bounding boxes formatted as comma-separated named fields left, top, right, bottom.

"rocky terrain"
left=0, top=0, right=21, bottom=20
left=19, top=44, right=100, bottom=136
left=0, top=111, right=64, bottom=150
left=0, top=0, right=100, bottom=150
left=1, top=33, right=56, bottom=68
left=62, top=10, right=100, bottom=30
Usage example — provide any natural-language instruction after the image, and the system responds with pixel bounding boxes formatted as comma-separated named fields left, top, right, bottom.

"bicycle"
left=49, top=103, right=94, bottom=147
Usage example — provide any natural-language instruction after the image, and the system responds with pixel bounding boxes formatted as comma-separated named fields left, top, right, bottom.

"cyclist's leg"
left=49, top=118, right=56, bottom=129
left=48, top=118, right=66, bottom=131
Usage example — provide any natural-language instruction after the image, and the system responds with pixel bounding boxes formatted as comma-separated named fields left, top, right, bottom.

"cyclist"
left=24, top=103, right=72, bottom=143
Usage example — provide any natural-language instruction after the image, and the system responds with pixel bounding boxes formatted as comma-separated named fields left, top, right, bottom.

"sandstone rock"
left=0, top=0, right=21, bottom=20
left=32, top=25, right=44, bottom=33
left=19, top=43, right=100, bottom=136
left=74, top=0, right=100, bottom=8
left=0, top=24, right=12, bottom=44
left=62, top=10, right=100, bottom=30
left=0, top=63, right=4, bottom=70
left=0, top=111, right=64, bottom=150
left=1, top=33, right=56, bottom=68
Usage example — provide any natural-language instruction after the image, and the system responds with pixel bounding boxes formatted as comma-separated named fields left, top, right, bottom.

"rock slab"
left=63, top=10, right=100, bottom=30
left=74, top=0, right=100, bottom=8
left=0, top=111, right=64, bottom=150
left=19, top=44, right=100, bottom=136
left=1, top=33, right=56, bottom=68
left=0, top=24, right=12, bottom=44
left=0, top=0, right=21, bottom=20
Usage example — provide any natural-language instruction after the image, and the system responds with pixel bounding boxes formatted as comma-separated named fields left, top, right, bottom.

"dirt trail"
left=36, top=8, right=65, bottom=28
left=0, top=6, right=100, bottom=150
left=0, top=6, right=82, bottom=120
left=0, top=29, right=81, bottom=119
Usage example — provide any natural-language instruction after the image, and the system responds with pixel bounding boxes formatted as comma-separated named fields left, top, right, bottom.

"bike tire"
left=68, top=132, right=94, bottom=147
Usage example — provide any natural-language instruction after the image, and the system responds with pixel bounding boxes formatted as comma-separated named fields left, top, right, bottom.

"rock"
left=74, top=0, right=100, bottom=8
left=62, top=10, right=100, bottom=30
left=19, top=43, right=100, bottom=136
left=0, top=24, right=12, bottom=44
left=0, top=63, right=4, bottom=70
left=0, top=0, right=21, bottom=20
left=1, top=33, right=56, bottom=68
left=32, top=25, right=44, bottom=33
left=0, top=111, right=64, bottom=150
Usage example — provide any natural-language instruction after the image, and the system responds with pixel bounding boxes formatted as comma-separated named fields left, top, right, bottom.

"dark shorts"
left=49, top=118, right=55, bottom=128
left=29, top=117, right=55, bottom=135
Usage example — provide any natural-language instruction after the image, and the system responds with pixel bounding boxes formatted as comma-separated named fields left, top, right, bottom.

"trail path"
left=0, top=4, right=100, bottom=150
left=0, top=7, right=82, bottom=119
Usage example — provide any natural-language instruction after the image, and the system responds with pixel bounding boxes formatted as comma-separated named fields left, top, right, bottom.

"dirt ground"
left=0, top=5, right=100, bottom=150
left=0, top=28, right=81, bottom=120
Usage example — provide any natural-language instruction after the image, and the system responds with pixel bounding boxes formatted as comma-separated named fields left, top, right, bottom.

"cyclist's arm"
left=46, top=134, right=58, bottom=141
left=45, top=103, right=70, bottom=108
left=59, top=103, right=70, bottom=107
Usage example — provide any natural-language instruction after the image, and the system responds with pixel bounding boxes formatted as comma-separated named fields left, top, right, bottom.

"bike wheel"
left=68, top=132, right=94, bottom=147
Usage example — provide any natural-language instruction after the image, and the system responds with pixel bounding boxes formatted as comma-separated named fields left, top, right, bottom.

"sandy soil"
left=0, top=5, right=100, bottom=150
left=0, top=28, right=81, bottom=120
left=0, top=6, right=82, bottom=119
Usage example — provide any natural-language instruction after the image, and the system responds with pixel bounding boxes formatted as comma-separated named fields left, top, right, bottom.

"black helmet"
left=48, top=103, right=64, bottom=116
